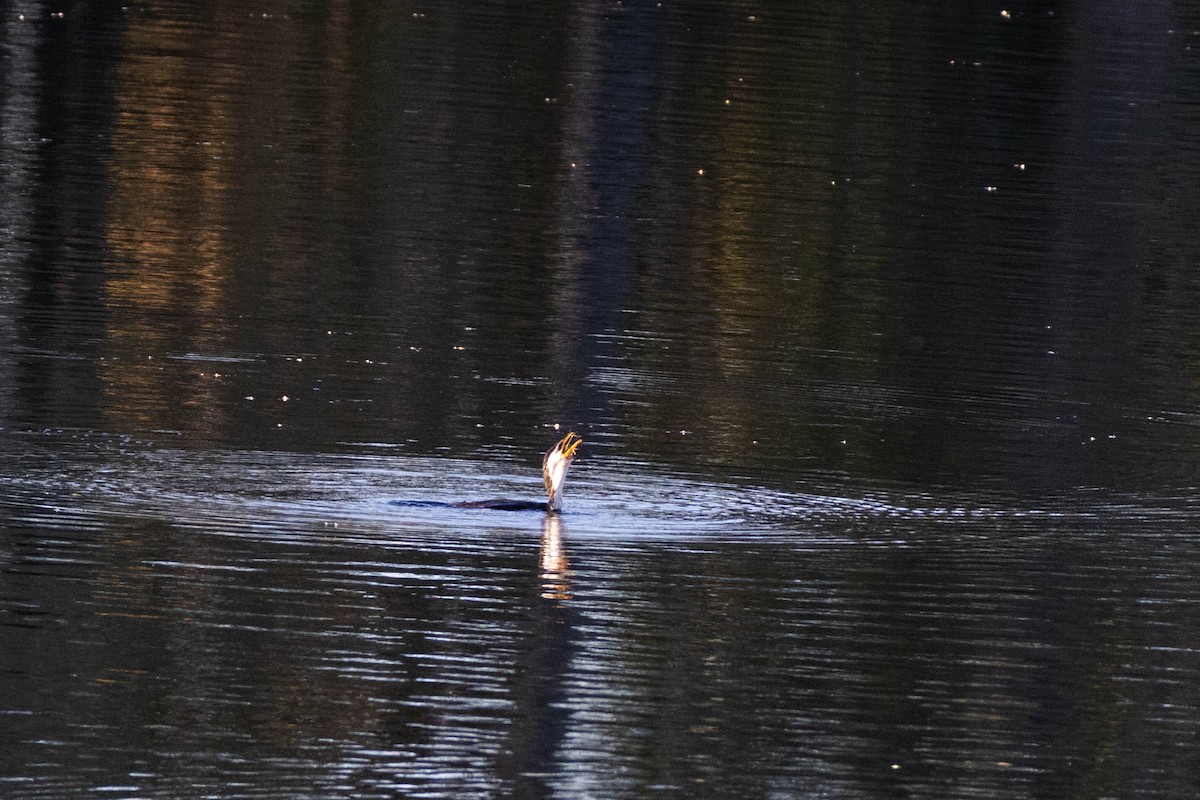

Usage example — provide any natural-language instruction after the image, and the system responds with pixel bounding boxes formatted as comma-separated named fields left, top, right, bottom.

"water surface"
left=3, top=2, right=1200, bottom=798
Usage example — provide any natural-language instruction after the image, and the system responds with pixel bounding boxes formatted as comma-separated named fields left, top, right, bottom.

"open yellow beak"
left=561, top=432, right=583, bottom=459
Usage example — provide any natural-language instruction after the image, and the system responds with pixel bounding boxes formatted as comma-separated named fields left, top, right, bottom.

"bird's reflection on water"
left=495, top=513, right=578, bottom=797
left=539, top=514, right=571, bottom=603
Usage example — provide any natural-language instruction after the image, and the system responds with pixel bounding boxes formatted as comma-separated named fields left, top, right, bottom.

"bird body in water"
left=450, top=432, right=582, bottom=513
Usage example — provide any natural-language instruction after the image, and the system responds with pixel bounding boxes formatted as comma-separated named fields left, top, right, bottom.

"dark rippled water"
left=4, top=2, right=1200, bottom=798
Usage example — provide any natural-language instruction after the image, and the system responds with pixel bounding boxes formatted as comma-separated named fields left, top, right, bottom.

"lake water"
left=3, top=2, right=1200, bottom=798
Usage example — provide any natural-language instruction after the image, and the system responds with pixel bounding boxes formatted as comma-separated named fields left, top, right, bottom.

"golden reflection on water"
left=96, top=6, right=363, bottom=438
left=99, top=13, right=238, bottom=434
left=539, top=514, right=571, bottom=603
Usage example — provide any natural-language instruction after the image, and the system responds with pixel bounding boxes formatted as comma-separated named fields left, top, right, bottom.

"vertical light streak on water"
left=0, top=12, right=40, bottom=428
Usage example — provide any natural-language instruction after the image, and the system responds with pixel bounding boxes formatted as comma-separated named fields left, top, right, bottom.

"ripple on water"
left=3, top=437, right=1200, bottom=549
